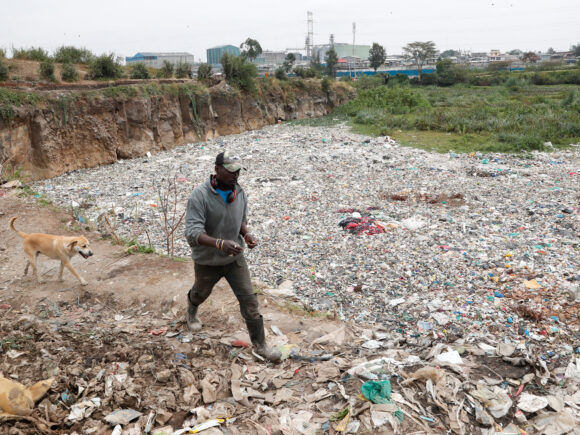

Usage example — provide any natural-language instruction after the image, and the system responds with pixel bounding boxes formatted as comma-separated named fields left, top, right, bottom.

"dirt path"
left=0, top=195, right=372, bottom=434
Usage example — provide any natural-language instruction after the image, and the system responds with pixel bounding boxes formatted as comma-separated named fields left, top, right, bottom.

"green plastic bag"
left=361, top=380, right=392, bottom=404
left=361, top=380, right=404, bottom=421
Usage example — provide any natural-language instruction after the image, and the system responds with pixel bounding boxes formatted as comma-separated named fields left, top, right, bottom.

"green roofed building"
left=206, top=45, right=241, bottom=65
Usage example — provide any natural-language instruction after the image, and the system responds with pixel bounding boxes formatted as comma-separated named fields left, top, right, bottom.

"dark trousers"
left=188, top=255, right=261, bottom=321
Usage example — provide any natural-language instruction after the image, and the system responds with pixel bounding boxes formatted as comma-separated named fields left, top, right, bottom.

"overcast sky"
left=1, top=0, right=578, bottom=62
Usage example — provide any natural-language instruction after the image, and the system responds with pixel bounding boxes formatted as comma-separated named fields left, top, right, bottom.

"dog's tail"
left=9, top=217, right=27, bottom=238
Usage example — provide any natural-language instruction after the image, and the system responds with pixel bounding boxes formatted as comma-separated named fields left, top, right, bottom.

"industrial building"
left=125, top=52, right=194, bottom=69
left=314, top=43, right=371, bottom=63
left=206, top=45, right=241, bottom=65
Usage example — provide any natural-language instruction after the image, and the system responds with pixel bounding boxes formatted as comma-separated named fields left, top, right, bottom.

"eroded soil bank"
left=0, top=79, right=354, bottom=179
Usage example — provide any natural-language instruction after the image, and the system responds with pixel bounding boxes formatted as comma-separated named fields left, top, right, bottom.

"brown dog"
left=10, top=217, right=93, bottom=286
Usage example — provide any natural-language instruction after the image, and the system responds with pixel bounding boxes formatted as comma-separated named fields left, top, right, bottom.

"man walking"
left=184, top=151, right=281, bottom=362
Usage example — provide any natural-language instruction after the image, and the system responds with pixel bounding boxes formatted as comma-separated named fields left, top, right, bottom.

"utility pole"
left=352, top=22, right=356, bottom=78
left=307, top=11, right=314, bottom=60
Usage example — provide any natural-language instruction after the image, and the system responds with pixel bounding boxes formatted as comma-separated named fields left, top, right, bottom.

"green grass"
left=0, top=88, right=44, bottom=122
left=300, top=84, right=580, bottom=153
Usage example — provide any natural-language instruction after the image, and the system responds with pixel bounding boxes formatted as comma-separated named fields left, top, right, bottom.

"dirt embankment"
left=0, top=79, right=354, bottom=180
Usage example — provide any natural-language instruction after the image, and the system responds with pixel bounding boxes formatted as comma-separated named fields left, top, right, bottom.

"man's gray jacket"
left=185, top=179, right=247, bottom=266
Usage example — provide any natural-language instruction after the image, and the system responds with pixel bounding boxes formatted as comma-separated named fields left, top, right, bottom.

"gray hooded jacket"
left=185, top=179, right=247, bottom=265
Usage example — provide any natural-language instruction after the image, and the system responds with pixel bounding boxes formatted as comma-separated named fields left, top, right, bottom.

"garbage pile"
left=1, top=293, right=579, bottom=434
left=17, top=123, right=580, bottom=432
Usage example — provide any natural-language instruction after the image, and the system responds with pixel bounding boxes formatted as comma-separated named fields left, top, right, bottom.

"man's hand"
left=244, top=233, right=258, bottom=249
left=222, top=240, right=244, bottom=256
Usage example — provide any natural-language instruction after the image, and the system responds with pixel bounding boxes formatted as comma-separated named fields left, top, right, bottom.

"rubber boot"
left=187, top=290, right=202, bottom=332
left=245, top=316, right=282, bottom=362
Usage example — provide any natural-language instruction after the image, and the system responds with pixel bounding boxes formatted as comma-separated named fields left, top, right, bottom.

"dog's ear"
left=67, top=240, right=78, bottom=249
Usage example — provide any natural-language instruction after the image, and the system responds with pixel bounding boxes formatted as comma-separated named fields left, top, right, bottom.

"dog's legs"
left=61, top=259, right=87, bottom=286
left=31, top=252, right=42, bottom=283
left=24, top=260, right=30, bottom=276
left=58, top=262, right=65, bottom=282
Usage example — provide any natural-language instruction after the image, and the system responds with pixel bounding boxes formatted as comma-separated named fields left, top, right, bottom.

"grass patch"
left=328, top=84, right=580, bottom=153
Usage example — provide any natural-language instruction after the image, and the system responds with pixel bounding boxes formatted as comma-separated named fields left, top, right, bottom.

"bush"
left=61, top=62, right=78, bottom=82
left=0, top=48, right=5, bottom=58
left=160, top=60, right=174, bottom=78
left=0, top=59, right=8, bottom=81
left=321, top=77, right=331, bottom=95
left=389, top=73, right=410, bottom=87
left=503, top=77, right=529, bottom=92
left=88, top=54, right=123, bottom=80
left=221, top=52, right=257, bottom=92
left=53, top=46, right=94, bottom=64
left=353, top=75, right=384, bottom=90
left=175, top=62, right=192, bottom=79
left=421, top=73, right=438, bottom=86
left=274, top=67, right=287, bottom=80
left=12, top=46, right=50, bottom=61
left=294, top=67, right=319, bottom=79
left=39, top=60, right=56, bottom=81
left=129, top=63, right=150, bottom=79
left=197, top=63, right=212, bottom=80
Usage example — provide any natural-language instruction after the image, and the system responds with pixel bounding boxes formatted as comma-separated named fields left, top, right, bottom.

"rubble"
left=0, top=123, right=577, bottom=433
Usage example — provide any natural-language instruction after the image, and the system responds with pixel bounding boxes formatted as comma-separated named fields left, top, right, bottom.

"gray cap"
left=215, top=151, right=244, bottom=172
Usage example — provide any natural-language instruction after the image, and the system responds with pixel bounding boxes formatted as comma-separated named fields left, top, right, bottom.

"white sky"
left=1, top=0, right=578, bottom=62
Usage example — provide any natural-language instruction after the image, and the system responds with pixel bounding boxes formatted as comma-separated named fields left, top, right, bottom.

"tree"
left=175, top=62, right=192, bottom=79
left=221, top=52, right=257, bottom=92
left=547, top=47, right=556, bottom=55
left=440, top=49, right=460, bottom=58
left=240, top=38, right=262, bottom=62
left=197, top=63, right=213, bottom=80
left=325, top=47, right=338, bottom=78
left=159, top=60, right=174, bottom=78
left=521, top=51, right=539, bottom=64
left=508, top=49, right=522, bottom=56
left=573, top=44, right=580, bottom=57
left=402, top=41, right=437, bottom=81
left=283, top=53, right=296, bottom=73
left=368, top=42, right=386, bottom=72
left=310, top=52, right=323, bottom=73
left=130, top=63, right=150, bottom=79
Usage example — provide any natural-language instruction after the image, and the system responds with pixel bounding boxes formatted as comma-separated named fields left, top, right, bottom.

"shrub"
left=197, top=63, right=212, bottom=80
left=53, top=46, right=94, bottom=64
left=389, top=73, right=410, bottom=87
left=175, top=62, right=192, bottom=79
left=274, top=67, right=287, bottom=80
left=0, top=48, right=5, bottom=58
left=130, top=63, right=150, bottom=79
left=61, top=62, right=78, bottom=82
left=421, top=73, right=438, bottom=86
left=294, top=67, right=319, bottom=79
left=221, top=52, right=257, bottom=92
left=12, top=46, right=50, bottom=61
left=353, top=75, right=384, bottom=90
left=160, top=60, right=174, bottom=78
left=503, top=77, right=529, bottom=92
left=0, top=59, right=8, bottom=81
left=39, top=60, right=56, bottom=81
left=88, top=54, right=123, bottom=80
left=321, top=77, right=331, bottom=95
